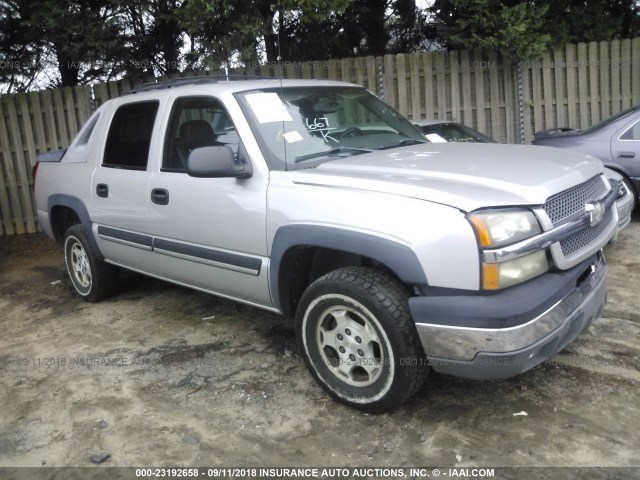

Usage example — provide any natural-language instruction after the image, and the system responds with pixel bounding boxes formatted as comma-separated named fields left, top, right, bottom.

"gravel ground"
left=0, top=212, right=639, bottom=475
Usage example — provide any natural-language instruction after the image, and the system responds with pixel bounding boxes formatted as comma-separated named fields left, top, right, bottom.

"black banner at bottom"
left=0, top=467, right=637, bottom=480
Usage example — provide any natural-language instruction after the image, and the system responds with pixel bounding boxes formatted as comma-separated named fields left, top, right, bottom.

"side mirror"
left=187, top=146, right=252, bottom=178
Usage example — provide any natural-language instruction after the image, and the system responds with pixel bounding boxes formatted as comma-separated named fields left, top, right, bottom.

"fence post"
left=517, top=62, right=525, bottom=144
left=378, top=59, right=385, bottom=101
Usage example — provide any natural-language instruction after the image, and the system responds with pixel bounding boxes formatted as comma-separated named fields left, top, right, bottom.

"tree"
left=386, top=0, right=431, bottom=54
left=0, top=0, right=129, bottom=90
left=429, top=0, right=640, bottom=53
left=0, top=1, right=42, bottom=92
left=179, top=0, right=431, bottom=66
left=310, top=0, right=429, bottom=58
left=181, top=0, right=352, bottom=67
left=5, top=0, right=637, bottom=94
left=429, top=0, right=552, bottom=60
left=118, top=0, right=185, bottom=78
left=544, top=0, right=640, bottom=44
left=29, top=0, right=128, bottom=87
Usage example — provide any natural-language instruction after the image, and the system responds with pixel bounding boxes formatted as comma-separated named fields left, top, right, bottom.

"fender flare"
left=269, top=224, right=428, bottom=313
left=47, top=194, right=103, bottom=260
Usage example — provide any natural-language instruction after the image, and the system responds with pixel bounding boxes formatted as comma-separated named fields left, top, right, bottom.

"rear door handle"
left=618, top=152, right=636, bottom=158
left=96, top=183, right=109, bottom=198
left=151, top=188, right=169, bottom=205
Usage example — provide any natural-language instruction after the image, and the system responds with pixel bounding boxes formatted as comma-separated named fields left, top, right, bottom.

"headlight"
left=468, top=210, right=541, bottom=248
left=468, top=209, right=547, bottom=290
left=482, top=251, right=549, bottom=290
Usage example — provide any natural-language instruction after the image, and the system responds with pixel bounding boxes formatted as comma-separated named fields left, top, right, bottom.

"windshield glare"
left=237, top=87, right=425, bottom=169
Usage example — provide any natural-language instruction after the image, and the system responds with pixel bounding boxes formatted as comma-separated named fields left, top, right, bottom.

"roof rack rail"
left=125, top=75, right=274, bottom=95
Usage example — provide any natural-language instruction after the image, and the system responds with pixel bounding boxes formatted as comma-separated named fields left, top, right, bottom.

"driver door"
left=147, top=95, right=271, bottom=307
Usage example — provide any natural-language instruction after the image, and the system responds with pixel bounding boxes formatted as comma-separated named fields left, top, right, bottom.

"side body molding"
left=269, top=224, right=428, bottom=312
left=47, top=194, right=103, bottom=260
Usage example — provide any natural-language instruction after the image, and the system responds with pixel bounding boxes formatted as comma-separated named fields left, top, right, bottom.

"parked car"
left=415, top=120, right=633, bottom=239
left=414, top=119, right=496, bottom=143
left=532, top=106, right=640, bottom=210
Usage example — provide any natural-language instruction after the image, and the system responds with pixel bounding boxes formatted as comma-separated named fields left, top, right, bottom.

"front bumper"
left=410, top=253, right=607, bottom=380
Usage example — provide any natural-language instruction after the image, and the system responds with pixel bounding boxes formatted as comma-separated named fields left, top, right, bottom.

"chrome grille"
left=560, top=208, right=613, bottom=256
left=543, top=176, right=606, bottom=226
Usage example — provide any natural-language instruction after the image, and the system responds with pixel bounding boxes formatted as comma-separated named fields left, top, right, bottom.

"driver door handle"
left=151, top=188, right=169, bottom=205
left=96, top=183, right=109, bottom=198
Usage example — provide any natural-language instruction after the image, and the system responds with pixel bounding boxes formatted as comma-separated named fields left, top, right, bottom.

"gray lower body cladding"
left=410, top=252, right=607, bottom=380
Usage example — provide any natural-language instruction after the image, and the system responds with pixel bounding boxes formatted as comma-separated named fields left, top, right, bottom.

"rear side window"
left=621, top=121, right=640, bottom=140
left=103, top=101, right=159, bottom=170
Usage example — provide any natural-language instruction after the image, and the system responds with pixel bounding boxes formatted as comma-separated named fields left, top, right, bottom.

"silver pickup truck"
left=34, top=78, right=617, bottom=412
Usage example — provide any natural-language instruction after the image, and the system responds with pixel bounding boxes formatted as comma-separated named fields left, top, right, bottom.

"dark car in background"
left=415, top=119, right=635, bottom=240
left=414, top=119, right=496, bottom=144
left=532, top=106, right=640, bottom=209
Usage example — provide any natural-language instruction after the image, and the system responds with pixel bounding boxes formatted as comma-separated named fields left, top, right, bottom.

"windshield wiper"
left=294, top=147, right=374, bottom=164
left=377, top=138, right=428, bottom=150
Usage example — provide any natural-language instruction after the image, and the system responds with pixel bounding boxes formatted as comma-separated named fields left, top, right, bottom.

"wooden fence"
left=1, top=38, right=639, bottom=235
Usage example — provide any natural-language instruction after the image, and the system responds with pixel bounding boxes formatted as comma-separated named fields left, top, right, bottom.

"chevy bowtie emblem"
left=585, top=200, right=606, bottom=227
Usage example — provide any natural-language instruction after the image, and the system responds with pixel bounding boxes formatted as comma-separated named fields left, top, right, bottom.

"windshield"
left=236, top=86, right=426, bottom=170
left=582, top=106, right=640, bottom=135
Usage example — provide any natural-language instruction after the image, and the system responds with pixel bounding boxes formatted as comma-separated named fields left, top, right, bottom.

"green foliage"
left=1, top=0, right=639, bottom=92
left=499, top=3, right=551, bottom=61
left=429, top=0, right=640, bottom=59
left=431, top=0, right=552, bottom=61
left=181, top=0, right=352, bottom=65
left=0, top=1, right=41, bottom=91
left=30, top=0, right=127, bottom=86
left=1, top=0, right=129, bottom=90
left=544, top=0, right=640, bottom=44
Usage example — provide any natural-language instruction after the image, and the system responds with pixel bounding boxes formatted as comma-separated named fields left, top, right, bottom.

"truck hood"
left=290, top=143, right=604, bottom=212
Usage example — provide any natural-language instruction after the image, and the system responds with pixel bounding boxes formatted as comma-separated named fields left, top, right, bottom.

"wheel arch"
left=47, top=194, right=103, bottom=260
left=604, top=165, right=638, bottom=198
left=270, top=224, right=428, bottom=317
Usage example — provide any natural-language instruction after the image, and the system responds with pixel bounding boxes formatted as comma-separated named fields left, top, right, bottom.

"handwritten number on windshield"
left=306, top=117, right=338, bottom=143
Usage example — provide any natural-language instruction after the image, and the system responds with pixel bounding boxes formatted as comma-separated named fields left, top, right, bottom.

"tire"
left=64, top=224, right=119, bottom=302
left=296, top=266, right=428, bottom=413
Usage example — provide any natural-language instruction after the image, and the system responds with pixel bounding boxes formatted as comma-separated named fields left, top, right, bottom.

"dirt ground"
left=0, top=213, right=639, bottom=472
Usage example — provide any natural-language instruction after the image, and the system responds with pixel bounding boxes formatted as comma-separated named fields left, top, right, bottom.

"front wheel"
left=296, top=267, right=428, bottom=413
left=64, top=224, right=119, bottom=302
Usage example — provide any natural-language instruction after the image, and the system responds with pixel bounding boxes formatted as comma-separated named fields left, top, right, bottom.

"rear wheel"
left=64, top=224, right=118, bottom=302
left=296, top=267, right=428, bottom=413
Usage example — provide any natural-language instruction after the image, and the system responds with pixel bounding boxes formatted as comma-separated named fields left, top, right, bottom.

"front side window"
left=103, top=101, right=159, bottom=170
left=163, top=96, right=240, bottom=172
left=236, top=87, right=425, bottom=170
